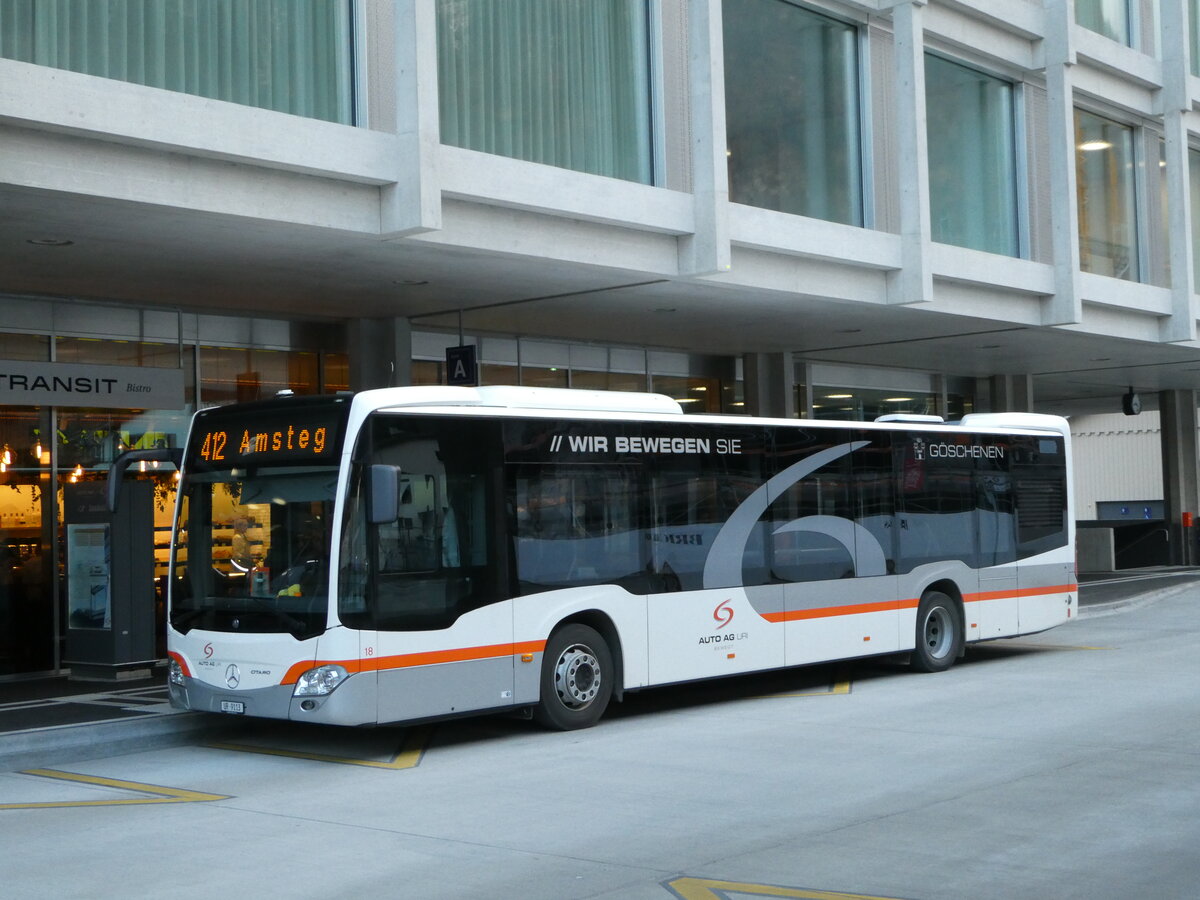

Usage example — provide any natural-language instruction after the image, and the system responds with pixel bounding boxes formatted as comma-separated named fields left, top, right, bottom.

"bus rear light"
left=293, top=665, right=348, bottom=697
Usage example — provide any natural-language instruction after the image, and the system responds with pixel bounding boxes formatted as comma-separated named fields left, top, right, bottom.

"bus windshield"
left=171, top=467, right=337, bottom=639
left=169, top=396, right=350, bottom=640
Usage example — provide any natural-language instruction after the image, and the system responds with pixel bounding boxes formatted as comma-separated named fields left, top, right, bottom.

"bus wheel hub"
left=556, top=646, right=600, bottom=708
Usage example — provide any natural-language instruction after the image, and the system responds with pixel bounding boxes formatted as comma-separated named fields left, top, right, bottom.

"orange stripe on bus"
left=964, top=584, right=1077, bottom=603
left=280, top=640, right=547, bottom=685
left=761, top=598, right=916, bottom=624
left=758, top=584, right=1076, bottom=625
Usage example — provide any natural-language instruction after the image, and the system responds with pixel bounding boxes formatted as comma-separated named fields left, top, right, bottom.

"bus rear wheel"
left=534, top=624, right=613, bottom=730
left=911, top=590, right=962, bottom=673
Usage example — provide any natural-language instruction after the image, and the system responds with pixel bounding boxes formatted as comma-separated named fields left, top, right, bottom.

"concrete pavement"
left=2, top=567, right=1196, bottom=772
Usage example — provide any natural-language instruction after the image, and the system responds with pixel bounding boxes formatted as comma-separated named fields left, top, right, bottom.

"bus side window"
left=344, top=416, right=499, bottom=632
left=1012, top=436, right=1068, bottom=558
left=768, top=433, right=856, bottom=583
left=895, top=432, right=977, bottom=573
left=976, top=437, right=1017, bottom=567
left=512, top=466, right=649, bottom=594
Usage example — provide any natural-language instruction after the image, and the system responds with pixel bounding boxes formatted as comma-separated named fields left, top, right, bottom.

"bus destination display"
left=192, top=403, right=345, bottom=467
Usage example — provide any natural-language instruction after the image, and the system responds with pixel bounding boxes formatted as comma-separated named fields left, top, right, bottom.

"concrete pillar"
left=679, top=0, right=732, bottom=276
left=1158, top=0, right=1197, bottom=342
left=743, top=352, right=795, bottom=418
left=1159, top=389, right=1199, bottom=565
left=1042, top=0, right=1083, bottom=325
left=382, top=0, right=442, bottom=237
left=975, top=375, right=1034, bottom=413
left=348, top=317, right=413, bottom=391
left=886, top=0, right=933, bottom=306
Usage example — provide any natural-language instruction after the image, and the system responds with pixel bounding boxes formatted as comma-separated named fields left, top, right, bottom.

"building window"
left=0, top=1, right=354, bottom=124
left=199, top=348, right=320, bottom=406
left=723, top=0, right=863, bottom=225
left=651, top=376, right=723, bottom=414
left=1075, top=0, right=1131, bottom=45
left=811, top=386, right=938, bottom=421
left=436, top=0, right=653, bottom=184
left=571, top=370, right=648, bottom=392
left=925, top=56, right=1019, bottom=257
left=1075, top=110, right=1139, bottom=281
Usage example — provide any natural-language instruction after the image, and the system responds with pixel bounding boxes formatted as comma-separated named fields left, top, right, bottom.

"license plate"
left=220, top=700, right=245, bottom=714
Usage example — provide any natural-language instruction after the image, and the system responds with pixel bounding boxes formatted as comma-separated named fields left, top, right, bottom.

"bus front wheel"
left=534, top=624, right=613, bottom=730
left=911, top=590, right=963, bottom=673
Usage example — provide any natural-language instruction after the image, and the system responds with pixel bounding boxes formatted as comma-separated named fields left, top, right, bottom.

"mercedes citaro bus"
left=110, top=386, right=1075, bottom=730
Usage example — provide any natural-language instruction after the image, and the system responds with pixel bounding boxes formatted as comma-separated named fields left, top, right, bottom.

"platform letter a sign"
left=446, top=345, right=477, bottom=386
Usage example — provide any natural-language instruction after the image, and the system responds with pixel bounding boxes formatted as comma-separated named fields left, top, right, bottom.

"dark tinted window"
left=895, top=431, right=977, bottom=572
left=1012, top=435, right=1068, bottom=558
left=767, top=427, right=858, bottom=582
left=976, top=435, right=1017, bottom=566
left=339, top=415, right=502, bottom=631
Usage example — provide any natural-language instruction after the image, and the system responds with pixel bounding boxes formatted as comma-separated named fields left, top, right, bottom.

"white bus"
left=112, top=386, right=1076, bottom=730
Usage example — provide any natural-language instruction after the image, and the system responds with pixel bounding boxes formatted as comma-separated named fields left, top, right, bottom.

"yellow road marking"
left=763, top=666, right=852, bottom=699
left=0, top=769, right=229, bottom=810
left=665, top=876, right=905, bottom=899
left=209, top=724, right=433, bottom=769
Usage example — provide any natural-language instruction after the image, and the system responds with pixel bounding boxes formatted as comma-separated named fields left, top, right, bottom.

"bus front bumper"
left=169, top=672, right=376, bottom=725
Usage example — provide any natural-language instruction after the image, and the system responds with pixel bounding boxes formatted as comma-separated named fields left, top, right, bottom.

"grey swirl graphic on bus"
left=702, top=441, right=883, bottom=588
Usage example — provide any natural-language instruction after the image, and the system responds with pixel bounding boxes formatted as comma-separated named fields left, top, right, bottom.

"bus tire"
left=911, top=590, right=962, bottom=673
left=534, top=624, right=613, bottom=730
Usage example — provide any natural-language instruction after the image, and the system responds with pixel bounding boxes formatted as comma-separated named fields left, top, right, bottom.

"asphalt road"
left=2, top=585, right=1198, bottom=900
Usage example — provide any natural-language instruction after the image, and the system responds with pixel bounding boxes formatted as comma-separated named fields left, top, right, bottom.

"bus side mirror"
left=367, top=465, right=402, bottom=525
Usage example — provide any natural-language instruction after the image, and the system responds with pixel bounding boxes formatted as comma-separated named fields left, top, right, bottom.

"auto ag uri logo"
left=204, top=642, right=214, bottom=659
left=713, top=599, right=734, bottom=630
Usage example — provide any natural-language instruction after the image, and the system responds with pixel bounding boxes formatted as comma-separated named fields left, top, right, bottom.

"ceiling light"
left=884, top=397, right=914, bottom=402
left=1078, top=140, right=1112, bottom=152
left=26, top=237, right=73, bottom=247
left=825, top=393, right=853, bottom=399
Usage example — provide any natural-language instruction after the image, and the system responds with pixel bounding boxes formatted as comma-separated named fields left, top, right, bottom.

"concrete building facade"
left=5, top=0, right=1200, bottom=675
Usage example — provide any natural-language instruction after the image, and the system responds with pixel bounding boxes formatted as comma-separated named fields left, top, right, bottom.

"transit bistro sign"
left=0, top=359, right=185, bottom=409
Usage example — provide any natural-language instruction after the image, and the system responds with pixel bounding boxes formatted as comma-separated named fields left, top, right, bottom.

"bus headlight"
left=168, top=659, right=186, bottom=686
left=293, top=665, right=348, bottom=697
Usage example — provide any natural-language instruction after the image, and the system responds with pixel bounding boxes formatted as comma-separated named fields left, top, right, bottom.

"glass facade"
left=436, top=0, right=653, bottom=184
left=1075, top=0, right=1130, bottom=45
left=723, top=0, right=863, bottom=225
left=0, top=0, right=354, bottom=123
left=199, top=347, right=319, bottom=406
left=0, top=319, right=347, bottom=678
left=925, top=55, right=1019, bottom=257
left=811, top=386, right=939, bottom=421
left=1075, top=109, right=1139, bottom=281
